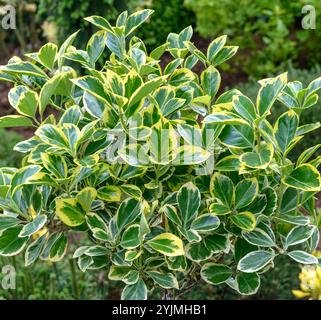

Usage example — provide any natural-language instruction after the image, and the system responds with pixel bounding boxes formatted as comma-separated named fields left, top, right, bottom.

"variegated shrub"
left=0, top=10, right=321, bottom=300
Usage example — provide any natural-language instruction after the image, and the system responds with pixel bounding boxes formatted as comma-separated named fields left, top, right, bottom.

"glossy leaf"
left=238, top=250, right=275, bottom=273
left=283, top=164, right=321, bottom=192
left=147, top=233, right=184, bottom=257
left=201, top=263, right=232, bottom=285
left=177, top=182, right=200, bottom=228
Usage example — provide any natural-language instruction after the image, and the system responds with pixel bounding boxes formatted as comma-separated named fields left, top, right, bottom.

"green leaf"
left=147, top=233, right=184, bottom=257
left=10, top=165, right=41, bottom=194
left=0, top=227, right=29, bottom=256
left=0, top=62, right=47, bottom=78
left=274, top=110, right=298, bottom=154
left=0, top=115, right=33, bottom=128
left=150, top=43, right=168, bottom=60
left=204, top=234, right=229, bottom=253
left=284, top=225, right=315, bottom=249
left=84, top=246, right=109, bottom=257
left=296, top=123, right=321, bottom=136
left=162, top=97, right=185, bottom=117
left=49, top=233, right=67, bottom=262
left=83, top=92, right=107, bottom=120
left=128, top=126, right=152, bottom=141
left=307, top=76, right=321, bottom=95
left=56, top=198, right=86, bottom=227
left=8, top=85, right=28, bottom=108
left=190, top=214, right=220, bottom=232
left=210, top=173, right=234, bottom=207
left=240, top=143, right=274, bottom=169
left=212, top=46, right=238, bottom=66
left=236, top=272, right=260, bottom=295
left=177, top=182, right=200, bottom=228
left=116, top=198, right=141, bottom=231
left=207, top=35, right=227, bottom=62
left=77, top=255, right=93, bottom=272
left=201, top=66, right=220, bottom=100
left=0, top=72, right=15, bottom=82
left=242, top=228, right=275, bottom=247
left=237, top=250, right=274, bottom=273
left=215, top=155, right=240, bottom=172
left=125, top=9, right=154, bottom=36
left=275, top=214, right=310, bottom=226
left=185, top=242, right=212, bottom=262
left=184, top=41, right=206, bottom=63
left=40, top=232, right=60, bottom=260
left=166, top=255, right=187, bottom=272
left=64, top=49, right=90, bottom=66
left=201, top=263, right=232, bottom=285
left=204, top=111, right=248, bottom=126
left=219, top=124, right=254, bottom=149
left=16, top=90, right=38, bottom=118
left=39, top=71, right=74, bottom=116
left=126, top=76, right=166, bottom=117
left=76, top=187, right=97, bottom=212
left=297, top=144, right=321, bottom=166
left=120, top=185, right=142, bottom=200
left=19, top=214, right=47, bottom=238
left=36, top=124, right=69, bottom=150
left=125, top=250, right=142, bottom=262
left=87, top=31, right=106, bottom=65
left=230, top=212, right=256, bottom=231
left=41, top=153, right=68, bottom=179
left=233, top=95, right=256, bottom=123
left=257, top=73, right=287, bottom=117
left=209, top=203, right=232, bottom=216
left=57, top=30, right=79, bottom=70
left=106, top=31, right=125, bottom=59
left=283, top=164, right=321, bottom=192
left=0, top=216, right=21, bottom=232
left=25, top=234, right=47, bottom=266
left=121, top=278, right=147, bottom=300
left=119, top=144, right=150, bottom=167
left=38, top=43, right=58, bottom=70
left=85, top=212, right=110, bottom=242
left=169, top=68, right=195, bottom=87
left=234, top=179, right=258, bottom=209
left=288, top=250, right=318, bottom=264
left=177, top=124, right=202, bottom=146
left=84, top=16, right=114, bottom=33
left=162, top=204, right=182, bottom=226
left=109, top=265, right=138, bottom=283
left=174, top=145, right=210, bottom=165
left=147, top=271, right=179, bottom=289
left=71, top=76, right=109, bottom=105
left=98, top=185, right=122, bottom=202
left=120, top=224, right=141, bottom=249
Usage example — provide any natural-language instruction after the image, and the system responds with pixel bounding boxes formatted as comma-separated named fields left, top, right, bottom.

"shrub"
left=0, top=10, right=320, bottom=300
left=37, top=0, right=121, bottom=45
left=37, top=0, right=194, bottom=50
left=127, top=0, right=195, bottom=48
left=185, top=0, right=321, bottom=78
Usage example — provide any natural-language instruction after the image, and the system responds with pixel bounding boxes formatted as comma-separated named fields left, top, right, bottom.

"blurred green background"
left=0, top=0, right=320, bottom=300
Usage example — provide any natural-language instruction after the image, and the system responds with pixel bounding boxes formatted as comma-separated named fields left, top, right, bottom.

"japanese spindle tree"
left=0, top=10, right=320, bottom=299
